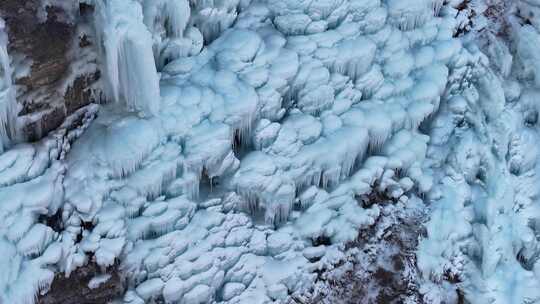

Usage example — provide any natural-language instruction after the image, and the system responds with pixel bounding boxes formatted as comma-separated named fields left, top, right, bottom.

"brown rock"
left=38, top=262, right=124, bottom=304
left=64, top=70, right=101, bottom=114
left=2, top=1, right=74, bottom=90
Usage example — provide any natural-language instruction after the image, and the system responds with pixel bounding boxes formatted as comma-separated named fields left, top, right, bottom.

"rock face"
left=303, top=199, right=430, bottom=304
left=38, top=263, right=124, bottom=304
left=0, top=0, right=100, bottom=141
left=3, top=1, right=73, bottom=89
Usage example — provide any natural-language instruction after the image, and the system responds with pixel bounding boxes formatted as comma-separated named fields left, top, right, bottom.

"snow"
left=221, top=282, right=246, bottom=301
left=88, top=274, right=111, bottom=289
left=0, top=105, right=97, bottom=304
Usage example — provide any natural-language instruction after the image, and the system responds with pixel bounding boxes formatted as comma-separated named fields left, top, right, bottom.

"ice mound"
left=0, top=106, right=97, bottom=304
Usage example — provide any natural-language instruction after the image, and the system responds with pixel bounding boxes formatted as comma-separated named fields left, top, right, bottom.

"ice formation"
left=0, top=18, right=16, bottom=152
left=93, top=0, right=161, bottom=117
left=2, top=0, right=540, bottom=303
left=416, top=1, right=540, bottom=303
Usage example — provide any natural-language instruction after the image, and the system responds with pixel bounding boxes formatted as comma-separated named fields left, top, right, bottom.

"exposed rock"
left=38, top=262, right=124, bottom=304
left=300, top=199, right=429, bottom=304
left=64, top=70, right=101, bottom=114
left=0, top=0, right=100, bottom=141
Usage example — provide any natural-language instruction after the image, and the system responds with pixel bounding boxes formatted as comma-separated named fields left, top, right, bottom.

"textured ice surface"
left=417, top=1, right=540, bottom=303
left=0, top=105, right=97, bottom=304
left=2, top=0, right=540, bottom=303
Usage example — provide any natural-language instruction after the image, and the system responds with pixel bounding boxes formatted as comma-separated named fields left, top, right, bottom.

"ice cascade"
left=94, top=0, right=161, bottom=117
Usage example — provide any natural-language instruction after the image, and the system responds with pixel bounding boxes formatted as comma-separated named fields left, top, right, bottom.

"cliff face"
left=0, top=0, right=100, bottom=141
left=38, top=262, right=124, bottom=304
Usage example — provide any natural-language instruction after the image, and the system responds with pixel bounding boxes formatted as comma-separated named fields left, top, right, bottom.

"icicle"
left=367, top=120, right=392, bottom=153
left=355, top=65, right=384, bottom=99
left=331, top=38, right=376, bottom=81
left=431, top=0, right=444, bottom=16
left=141, top=0, right=190, bottom=39
left=142, top=0, right=191, bottom=36
left=0, top=18, right=17, bottom=152
left=265, top=200, right=293, bottom=227
left=135, top=161, right=178, bottom=200
left=321, top=167, right=341, bottom=189
left=297, top=169, right=322, bottom=191
left=188, top=170, right=201, bottom=199
left=238, top=189, right=261, bottom=214
left=163, top=0, right=190, bottom=37
left=36, top=270, right=54, bottom=295
left=387, top=0, right=434, bottom=31
left=191, top=5, right=238, bottom=43
left=407, top=101, right=435, bottom=130
left=341, top=150, right=359, bottom=180
left=275, top=203, right=291, bottom=226
left=94, top=0, right=161, bottom=117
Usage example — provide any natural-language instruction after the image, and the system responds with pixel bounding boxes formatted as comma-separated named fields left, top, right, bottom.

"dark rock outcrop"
left=0, top=0, right=101, bottom=141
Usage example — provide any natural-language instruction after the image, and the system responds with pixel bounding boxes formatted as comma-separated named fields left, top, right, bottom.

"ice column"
left=94, top=0, right=161, bottom=117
